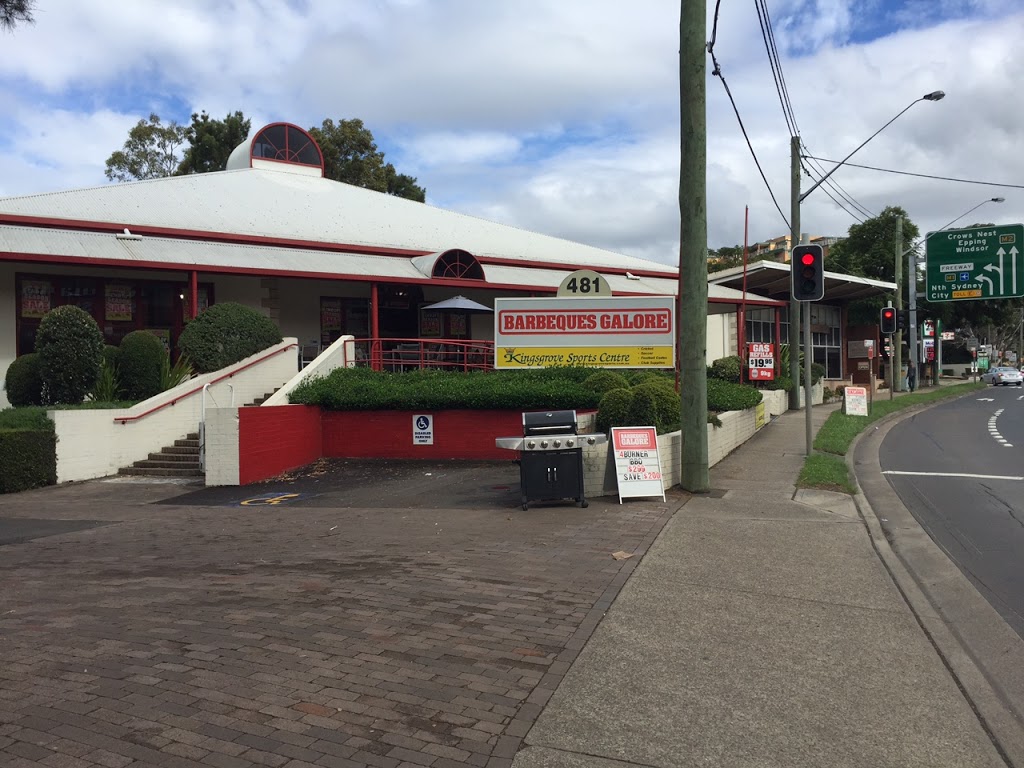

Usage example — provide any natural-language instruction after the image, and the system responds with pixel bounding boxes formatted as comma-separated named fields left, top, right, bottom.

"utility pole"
left=894, top=215, right=903, bottom=391
left=678, top=1, right=709, bottom=492
left=789, top=136, right=802, bottom=411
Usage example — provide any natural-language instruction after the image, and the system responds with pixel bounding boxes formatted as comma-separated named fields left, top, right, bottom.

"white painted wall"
left=705, top=313, right=731, bottom=364
left=262, top=335, right=354, bottom=407
left=205, top=406, right=240, bottom=486
left=0, top=264, right=16, bottom=409
left=50, top=338, right=299, bottom=483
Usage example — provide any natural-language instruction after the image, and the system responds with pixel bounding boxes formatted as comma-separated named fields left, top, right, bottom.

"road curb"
left=847, top=395, right=1024, bottom=766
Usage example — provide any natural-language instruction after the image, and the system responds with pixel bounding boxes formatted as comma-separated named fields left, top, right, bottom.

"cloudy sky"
left=0, top=0, right=1021, bottom=268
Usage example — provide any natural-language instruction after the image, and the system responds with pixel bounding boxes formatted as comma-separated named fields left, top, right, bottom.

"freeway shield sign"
left=926, top=224, right=1024, bottom=302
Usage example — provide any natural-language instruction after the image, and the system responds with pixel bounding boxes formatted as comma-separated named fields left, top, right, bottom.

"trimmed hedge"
left=290, top=367, right=603, bottom=412
left=709, top=355, right=742, bottom=382
left=707, top=378, right=763, bottom=412
left=583, top=370, right=630, bottom=394
left=0, top=408, right=56, bottom=494
left=4, top=353, right=44, bottom=406
left=119, top=330, right=167, bottom=400
left=177, top=302, right=283, bottom=373
left=35, top=305, right=104, bottom=404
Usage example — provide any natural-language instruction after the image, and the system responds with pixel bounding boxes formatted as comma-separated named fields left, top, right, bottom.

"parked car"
left=982, top=366, right=1024, bottom=386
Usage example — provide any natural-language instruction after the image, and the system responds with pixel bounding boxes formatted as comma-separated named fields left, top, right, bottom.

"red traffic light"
left=882, top=309, right=894, bottom=319
left=791, top=244, right=824, bottom=301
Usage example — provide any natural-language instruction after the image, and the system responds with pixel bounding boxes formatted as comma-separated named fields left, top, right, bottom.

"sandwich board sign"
left=611, top=427, right=666, bottom=503
left=843, top=387, right=868, bottom=417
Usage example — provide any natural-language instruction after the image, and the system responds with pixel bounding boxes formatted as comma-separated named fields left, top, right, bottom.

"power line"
left=803, top=155, right=1024, bottom=190
left=802, top=153, right=874, bottom=219
left=707, top=2, right=790, bottom=229
left=801, top=160, right=867, bottom=222
left=754, top=0, right=874, bottom=220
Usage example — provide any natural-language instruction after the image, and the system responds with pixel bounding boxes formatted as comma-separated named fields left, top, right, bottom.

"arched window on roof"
left=251, top=123, right=323, bottom=169
left=432, top=249, right=485, bottom=280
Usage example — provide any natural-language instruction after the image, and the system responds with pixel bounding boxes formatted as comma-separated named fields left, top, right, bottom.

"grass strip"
left=799, top=381, right=987, bottom=494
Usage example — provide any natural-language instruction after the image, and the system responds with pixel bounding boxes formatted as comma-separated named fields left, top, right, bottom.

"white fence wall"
left=50, top=338, right=299, bottom=483
left=262, top=335, right=354, bottom=407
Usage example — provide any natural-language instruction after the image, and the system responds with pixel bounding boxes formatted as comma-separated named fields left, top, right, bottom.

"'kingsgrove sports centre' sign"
left=493, top=296, right=675, bottom=369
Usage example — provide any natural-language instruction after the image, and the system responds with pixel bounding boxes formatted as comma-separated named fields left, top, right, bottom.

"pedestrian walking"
left=908, top=364, right=916, bottom=392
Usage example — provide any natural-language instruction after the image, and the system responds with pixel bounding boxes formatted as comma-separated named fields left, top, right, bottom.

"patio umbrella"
left=421, top=295, right=493, bottom=313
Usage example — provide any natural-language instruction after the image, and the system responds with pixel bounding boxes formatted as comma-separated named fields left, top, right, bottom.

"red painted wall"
left=238, top=405, right=323, bottom=485
left=236, top=406, right=597, bottom=484
left=323, top=410, right=523, bottom=460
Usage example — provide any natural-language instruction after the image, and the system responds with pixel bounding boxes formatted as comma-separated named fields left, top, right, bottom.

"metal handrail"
left=355, top=337, right=494, bottom=372
left=113, top=342, right=297, bottom=424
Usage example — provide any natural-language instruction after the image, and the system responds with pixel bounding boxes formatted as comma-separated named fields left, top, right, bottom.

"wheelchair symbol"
left=416, top=416, right=430, bottom=430
left=240, top=493, right=300, bottom=506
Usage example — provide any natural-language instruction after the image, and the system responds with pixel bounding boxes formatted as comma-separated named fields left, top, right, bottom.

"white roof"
left=0, top=223, right=776, bottom=305
left=0, top=167, right=670, bottom=273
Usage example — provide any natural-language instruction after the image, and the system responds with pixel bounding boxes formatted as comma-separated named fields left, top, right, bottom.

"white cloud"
left=0, top=0, right=1021, bottom=269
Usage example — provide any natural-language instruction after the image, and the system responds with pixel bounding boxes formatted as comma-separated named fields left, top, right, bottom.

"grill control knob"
left=565, top=439, right=574, bottom=447
left=527, top=440, right=535, bottom=449
left=541, top=440, right=549, bottom=449
left=587, top=436, right=596, bottom=445
left=553, top=439, right=561, bottom=448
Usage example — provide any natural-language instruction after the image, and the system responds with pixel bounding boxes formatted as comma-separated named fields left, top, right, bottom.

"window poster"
left=21, top=280, right=52, bottom=318
left=420, top=309, right=442, bottom=337
left=105, top=284, right=135, bottom=322
left=320, top=298, right=342, bottom=333
left=449, top=313, right=467, bottom=337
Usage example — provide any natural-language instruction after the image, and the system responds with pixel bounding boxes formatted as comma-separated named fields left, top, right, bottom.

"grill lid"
left=522, top=409, right=578, bottom=435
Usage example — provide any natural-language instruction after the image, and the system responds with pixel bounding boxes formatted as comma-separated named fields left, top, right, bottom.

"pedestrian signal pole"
left=881, top=303, right=896, bottom=400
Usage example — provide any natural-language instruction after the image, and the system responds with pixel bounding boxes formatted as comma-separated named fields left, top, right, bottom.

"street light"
left=790, top=90, right=945, bottom=453
left=799, top=91, right=945, bottom=204
left=906, top=196, right=1006, bottom=386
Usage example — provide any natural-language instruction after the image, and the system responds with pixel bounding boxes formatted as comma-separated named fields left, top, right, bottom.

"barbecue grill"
left=495, top=409, right=607, bottom=511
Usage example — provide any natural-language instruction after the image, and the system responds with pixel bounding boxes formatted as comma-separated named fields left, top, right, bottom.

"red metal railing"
left=352, top=337, right=495, bottom=372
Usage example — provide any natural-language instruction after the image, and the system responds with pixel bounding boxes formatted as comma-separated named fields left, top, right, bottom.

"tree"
left=309, top=118, right=425, bottom=202
left=177, top=110, right=251, bottom=175
left=104, top=114, right=187, bottom=182
left=826, top=206, right=919, bottom=324
left=707, top=245, right=743, bottom=274
left=1, top=0, right=34, bottom=31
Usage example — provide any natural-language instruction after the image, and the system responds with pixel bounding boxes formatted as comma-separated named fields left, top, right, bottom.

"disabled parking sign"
left=413, top=414, right=434, bottom=445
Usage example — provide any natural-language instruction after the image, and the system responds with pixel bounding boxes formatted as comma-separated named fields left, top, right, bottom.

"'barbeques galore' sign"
left=494, top=296, right=675, bottom=369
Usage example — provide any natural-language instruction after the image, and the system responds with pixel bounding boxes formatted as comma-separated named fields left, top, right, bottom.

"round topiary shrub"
left=627, top=386, right=659, bottom=430
left=583, top=370, right=630, bottom=394
left=35, top=305, right=104, bottom=405
left=4, top=353, right=44, bottom=406
left=177, top=302, right=283, bottom=373
left=119, top=330, right=167, bottom=400
left=596, top=387, right=633, bottom=434
left=631, top=381, right=679, bottom=432
left=709, top=355, right=742, bottom=382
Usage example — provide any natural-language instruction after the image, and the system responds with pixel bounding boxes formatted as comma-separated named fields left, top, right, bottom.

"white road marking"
left=883, top=471, right=1024, bottom=480
left=985, top=409, right=1013, bottom=448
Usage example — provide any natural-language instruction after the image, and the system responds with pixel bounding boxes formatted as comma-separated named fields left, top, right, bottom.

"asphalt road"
left=879, top=383, right=1024, bottom=639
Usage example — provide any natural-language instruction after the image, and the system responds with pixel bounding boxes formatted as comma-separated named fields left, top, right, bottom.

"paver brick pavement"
left=0, top=478, right=678, bottom=767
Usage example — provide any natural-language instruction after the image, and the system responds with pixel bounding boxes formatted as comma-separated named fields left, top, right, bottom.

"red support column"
left=189, top=270, right=198, bottom=319
left=370, top=283, right=381, bottom=371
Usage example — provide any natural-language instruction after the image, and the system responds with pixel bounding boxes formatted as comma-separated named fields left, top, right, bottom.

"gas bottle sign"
left=747, top=342, right=775, bottom=381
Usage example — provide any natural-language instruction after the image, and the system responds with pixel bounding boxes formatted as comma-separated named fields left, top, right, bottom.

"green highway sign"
left=926, top=224, right=1024, bottom=302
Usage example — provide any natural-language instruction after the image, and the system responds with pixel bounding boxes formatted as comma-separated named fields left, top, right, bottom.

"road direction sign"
left=926, top=224, right=1024, bottom=302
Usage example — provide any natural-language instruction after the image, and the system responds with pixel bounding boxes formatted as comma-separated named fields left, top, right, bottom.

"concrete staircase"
left=116, top=390, right=278, bottom=478
left=118, top=433, right=203, bottom=478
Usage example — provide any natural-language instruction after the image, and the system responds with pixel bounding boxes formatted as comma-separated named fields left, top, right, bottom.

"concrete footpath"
left=514, top=399, right=1019, bottom=768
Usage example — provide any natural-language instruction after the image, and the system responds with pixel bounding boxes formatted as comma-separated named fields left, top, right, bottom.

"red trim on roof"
left=0, top=213, right=680, bottom=280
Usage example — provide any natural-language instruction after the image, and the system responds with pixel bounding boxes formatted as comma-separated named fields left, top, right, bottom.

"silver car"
left=982, top=366, right=1024, bottom=386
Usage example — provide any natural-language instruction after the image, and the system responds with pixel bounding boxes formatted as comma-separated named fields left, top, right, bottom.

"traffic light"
left=791, top=244, right=825, bottom=301
left=897, top=310, right=908, bottom=334
left=880, top=306, right=897, bottom=335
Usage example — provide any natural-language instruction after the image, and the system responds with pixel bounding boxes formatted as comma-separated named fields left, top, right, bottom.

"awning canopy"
left=708, top=260, right=896, bottom=303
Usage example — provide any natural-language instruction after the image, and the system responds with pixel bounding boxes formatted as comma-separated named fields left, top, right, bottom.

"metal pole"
left=887, top=300, right=894, bottom=400
left=908, top=246, right=919, bottom=390
left=803, top=261, right=813, bottom=454
left=789, top=136, right=802, bottom=412
left=677, top=1, right=709, bottom=492
left=894, top=215, right=903, bottom=392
